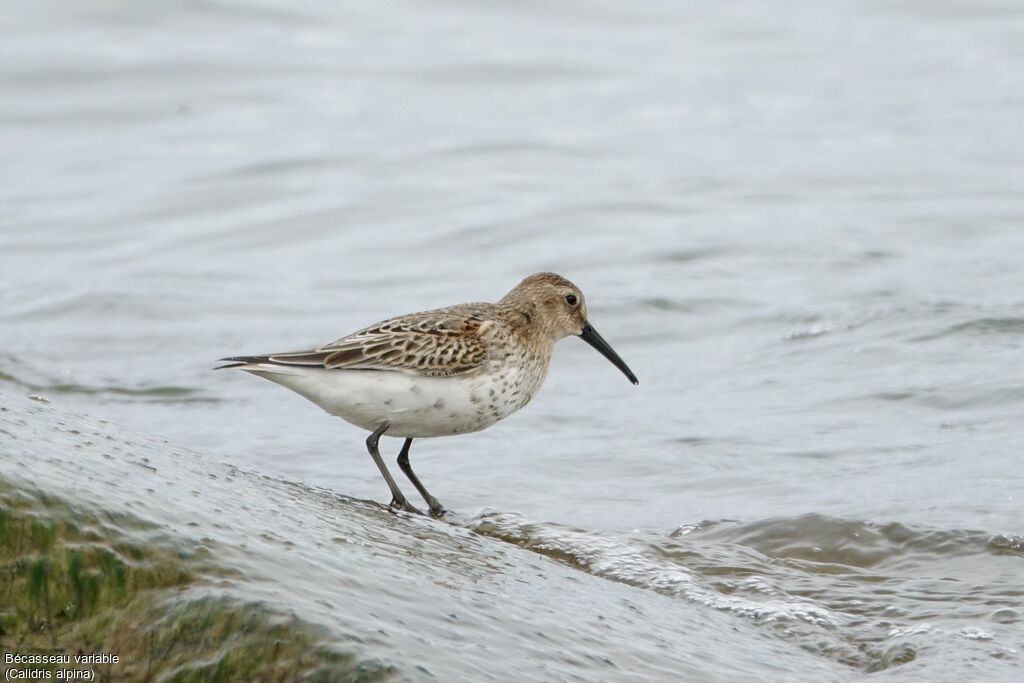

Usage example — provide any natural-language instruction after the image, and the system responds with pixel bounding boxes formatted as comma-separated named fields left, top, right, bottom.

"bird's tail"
left=214, top=355, right=273, bottom=370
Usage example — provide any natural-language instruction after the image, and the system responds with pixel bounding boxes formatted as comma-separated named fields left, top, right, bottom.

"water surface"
left=2, top=0, right=1023, bottom=680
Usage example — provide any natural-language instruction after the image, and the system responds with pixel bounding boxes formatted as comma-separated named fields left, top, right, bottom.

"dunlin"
left=218, top=272, right=638, bottom=515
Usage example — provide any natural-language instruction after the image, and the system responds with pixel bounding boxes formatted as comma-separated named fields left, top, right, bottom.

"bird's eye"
left=564, top=294, right=578, bottom=306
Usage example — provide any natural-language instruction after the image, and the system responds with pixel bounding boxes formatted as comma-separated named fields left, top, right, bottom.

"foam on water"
left=471, top=510, right=1024, bottom=674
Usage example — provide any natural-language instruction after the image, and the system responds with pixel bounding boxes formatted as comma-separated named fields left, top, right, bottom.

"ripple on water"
left=0, top=356, right=216, bottom=405
left=470, top=510, right=1024, bottom=674
left=911, top=317, right=1024, bottom=343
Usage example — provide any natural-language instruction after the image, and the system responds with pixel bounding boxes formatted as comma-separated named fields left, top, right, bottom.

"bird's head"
left=501, top=272, right=638, bottom=385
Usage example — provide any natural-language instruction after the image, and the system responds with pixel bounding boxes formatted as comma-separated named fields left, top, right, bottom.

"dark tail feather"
left=214, top=355, right=271, bottom=370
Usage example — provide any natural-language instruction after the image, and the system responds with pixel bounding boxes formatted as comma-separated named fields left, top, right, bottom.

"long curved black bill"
left=579, top=323, right=639, bottom=385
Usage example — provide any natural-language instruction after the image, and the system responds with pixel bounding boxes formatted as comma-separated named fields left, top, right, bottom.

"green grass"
left=0, top=480, right=393, bottom=682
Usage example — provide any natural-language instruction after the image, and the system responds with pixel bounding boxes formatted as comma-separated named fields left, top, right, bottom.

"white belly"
left=240, top=363, right=545, bottom=438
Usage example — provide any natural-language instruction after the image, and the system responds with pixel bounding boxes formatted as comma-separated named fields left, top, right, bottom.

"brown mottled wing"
left=263, top=304, right=494, bottom=376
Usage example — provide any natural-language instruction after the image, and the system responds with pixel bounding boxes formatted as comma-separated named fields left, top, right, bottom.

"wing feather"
left=250, top=304, right=494, bottom=376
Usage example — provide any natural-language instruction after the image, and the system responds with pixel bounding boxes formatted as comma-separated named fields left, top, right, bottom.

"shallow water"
left=2, top=0, right=1023, bottom=680
left=3, top=393, right=845, bottom=681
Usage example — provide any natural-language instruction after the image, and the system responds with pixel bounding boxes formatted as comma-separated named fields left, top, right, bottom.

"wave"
left=469, top=510, right=1024, bottom=673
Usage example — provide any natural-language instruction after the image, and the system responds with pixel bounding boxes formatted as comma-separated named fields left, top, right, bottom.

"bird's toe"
left=388, top=497, right=424, bottom=515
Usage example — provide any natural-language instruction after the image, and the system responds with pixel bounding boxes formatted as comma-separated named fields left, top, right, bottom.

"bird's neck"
left=496, top=300, right=558, bottom=362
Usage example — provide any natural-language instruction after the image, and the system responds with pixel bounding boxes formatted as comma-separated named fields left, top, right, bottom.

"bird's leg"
left=397, top=438, right=446, bottom=517
left=366, top=423, right=422, bottom=514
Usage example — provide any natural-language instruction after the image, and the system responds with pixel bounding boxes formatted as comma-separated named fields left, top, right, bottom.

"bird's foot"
left=388, top=497, right=423, bottom=515
left=425, top=497, right=446, bottom=518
